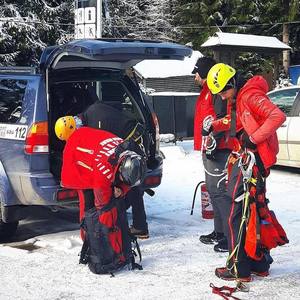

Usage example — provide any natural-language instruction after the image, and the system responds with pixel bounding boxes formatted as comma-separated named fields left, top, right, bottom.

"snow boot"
left=130, top=226, right=149, bottom=239
left=199, top=231, right=223, bottom=245
left=213, top=237, right=229, bottom=252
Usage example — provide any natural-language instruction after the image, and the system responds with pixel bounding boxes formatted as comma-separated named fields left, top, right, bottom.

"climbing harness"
left=226, top=150, right=257, bottom=279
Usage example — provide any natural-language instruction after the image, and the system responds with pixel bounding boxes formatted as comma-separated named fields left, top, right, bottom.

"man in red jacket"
left=206, top=63, right=286, bottom=282
left=193, top=57, right=237, bottom=252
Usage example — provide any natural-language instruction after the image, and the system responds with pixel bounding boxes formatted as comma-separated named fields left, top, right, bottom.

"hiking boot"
left=130, top=226, right=149, bottom=239
left=215, top=267, right=252, bottom=282
left=199, top=231, right=223, bottom=245
left=213, top=237, right=229, bottom=253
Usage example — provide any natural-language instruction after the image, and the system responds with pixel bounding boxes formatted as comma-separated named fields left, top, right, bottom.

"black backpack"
left=79, top=198, right=142, bottom=275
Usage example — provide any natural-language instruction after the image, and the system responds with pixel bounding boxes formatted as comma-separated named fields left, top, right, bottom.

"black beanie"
left=192, top=57, right=216, bottom=79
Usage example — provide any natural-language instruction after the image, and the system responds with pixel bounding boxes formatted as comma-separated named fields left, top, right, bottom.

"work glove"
left=202, top=116, right=213, bottom=137
left=202, top=125, right=213, bottom=137
left=241, top=132, right=256, bottom=150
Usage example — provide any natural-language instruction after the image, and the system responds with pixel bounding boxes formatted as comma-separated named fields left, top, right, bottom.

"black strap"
left=230, top=98, right=237, bottom=137
left=132, top=236, right=142, bottom=262
left=79, top=239, right=89, bottom=265
left=130, top=235, right=143, bottom=270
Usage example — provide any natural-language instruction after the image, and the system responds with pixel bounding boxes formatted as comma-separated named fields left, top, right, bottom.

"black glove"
left=205, top=135, right=217, bottom=160
left=202, top=124, right=213, bottom=137
left=241, top=132, right=256, bottom=150
left=205, top=147, right=217, bottom=160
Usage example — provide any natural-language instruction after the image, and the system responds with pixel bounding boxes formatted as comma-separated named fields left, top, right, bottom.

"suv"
left=0, top=39, right=192, bottom=240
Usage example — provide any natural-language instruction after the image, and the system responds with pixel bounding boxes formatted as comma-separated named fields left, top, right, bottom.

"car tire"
left=0, top=206, right=18, bottom=241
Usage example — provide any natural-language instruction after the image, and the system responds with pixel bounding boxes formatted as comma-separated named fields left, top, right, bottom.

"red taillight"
left=57, top=189, right=78, bottom=201
left=25, top=121, right=49, bottom=154
left=152, top=112, right=160, bottom=138
left=144, top=176, right=161, bottom=186
left=152, top=112, right=160, bottom=151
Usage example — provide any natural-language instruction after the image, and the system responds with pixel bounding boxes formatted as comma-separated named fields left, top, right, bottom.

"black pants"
left=225, top=159, right=270, bottom=277
left=83, top=187, right=148, bottom=231
left=202, top=149, right=231, bottom=234
left=125, top=187, right=148, bottom=231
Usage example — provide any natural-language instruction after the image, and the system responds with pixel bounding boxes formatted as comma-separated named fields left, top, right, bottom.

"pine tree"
left=102, top=0, right=176, bottom=41
left=0, top=0, right=74, bottom=66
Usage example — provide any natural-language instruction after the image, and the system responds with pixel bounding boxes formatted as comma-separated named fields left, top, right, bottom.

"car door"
left=287, top=92, right=300, bottom=164
left=267, top=87, right=299, bottom=163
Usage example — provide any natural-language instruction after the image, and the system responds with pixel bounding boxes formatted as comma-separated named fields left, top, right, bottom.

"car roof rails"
left=0, top=66, right=36, bottom=75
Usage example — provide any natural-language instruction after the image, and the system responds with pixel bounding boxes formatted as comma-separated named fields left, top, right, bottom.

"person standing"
left=206, top=63, right=286, bottom=281
left=193, top=57, right=237, bottom=252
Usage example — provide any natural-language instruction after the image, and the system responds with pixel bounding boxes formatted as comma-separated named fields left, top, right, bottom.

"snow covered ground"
left=1, top=141, right=300, bottom=300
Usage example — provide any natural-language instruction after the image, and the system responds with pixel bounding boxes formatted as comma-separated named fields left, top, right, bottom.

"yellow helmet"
left=55, top=116, right=76, bottom=141
left=207, top=63, right=236, bottom=94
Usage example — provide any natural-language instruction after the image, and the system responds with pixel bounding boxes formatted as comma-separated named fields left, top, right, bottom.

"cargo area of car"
left=47, top=68, right=148, bottom=179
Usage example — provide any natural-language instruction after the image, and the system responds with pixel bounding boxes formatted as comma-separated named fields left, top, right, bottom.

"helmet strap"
left=230, top=97, right=237, bottom=138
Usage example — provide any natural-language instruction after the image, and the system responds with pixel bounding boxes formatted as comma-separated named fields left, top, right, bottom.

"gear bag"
left=244, top=166, right=289, bottom=260
left=79, top=198, right=142, bottom=275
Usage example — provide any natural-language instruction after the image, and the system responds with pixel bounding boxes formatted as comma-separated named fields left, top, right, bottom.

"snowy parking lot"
left=0, top=141, right=300, bottom=300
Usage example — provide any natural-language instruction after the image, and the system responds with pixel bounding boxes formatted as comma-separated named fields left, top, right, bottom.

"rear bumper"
left=141, top=155, right=163, bottom=189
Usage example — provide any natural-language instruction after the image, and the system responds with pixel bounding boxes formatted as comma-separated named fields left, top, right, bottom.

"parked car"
left=267, top=86, right=300, bottom=168
left=0, top=39, right=192, bottom=240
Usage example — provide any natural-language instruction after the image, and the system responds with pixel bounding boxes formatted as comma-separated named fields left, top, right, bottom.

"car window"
left=291, top=92, right=300, bottom=116
left=0, top=79, right=28, bottom=123
left=268, top=88, right=300, bottom=116
left=99, top=81, right=138, bottom=117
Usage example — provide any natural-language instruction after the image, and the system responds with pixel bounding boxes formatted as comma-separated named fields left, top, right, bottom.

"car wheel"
left=0, top=206, right=19, bottom=241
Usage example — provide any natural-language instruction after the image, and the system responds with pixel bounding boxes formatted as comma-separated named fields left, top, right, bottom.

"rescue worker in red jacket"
left=79, top=102, right=150, bottom=239
left=193, top=57, right=238, bottom=252
left=206, top=63, right=286, bottom=282
left=55, top=119, right=146, bottom=266
left=55, top=117, right=146, bottom=220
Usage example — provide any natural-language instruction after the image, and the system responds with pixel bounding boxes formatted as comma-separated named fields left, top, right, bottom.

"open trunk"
left=48, top=68, right=152, bottom=179
left=40, top=39, right=192, bottom=180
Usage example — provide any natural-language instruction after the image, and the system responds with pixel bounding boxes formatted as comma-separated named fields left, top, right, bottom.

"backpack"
left=79, top=198, right=142, bottom=275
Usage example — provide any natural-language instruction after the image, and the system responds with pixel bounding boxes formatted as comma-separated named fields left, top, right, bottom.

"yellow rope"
left=226, top=177, right=257, bottom=279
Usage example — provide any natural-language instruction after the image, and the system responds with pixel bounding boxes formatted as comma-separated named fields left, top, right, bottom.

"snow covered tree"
left=0, top=0, right=74, bottom=66
left=174, top=0, right=233, bottom=49
left=102, top=0, right=177, bottom=41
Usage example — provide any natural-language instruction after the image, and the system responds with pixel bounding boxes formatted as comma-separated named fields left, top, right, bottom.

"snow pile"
left=0, top=141, right=300, bottom=300
left=134, top=50, right=202, bottom=79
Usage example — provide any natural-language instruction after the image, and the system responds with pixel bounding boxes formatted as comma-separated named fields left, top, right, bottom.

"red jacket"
left=236, top=76, right=286, bottom=168
left=61, top=127, right=129, bottom=205
left=193, top=82, right=215, bottom=150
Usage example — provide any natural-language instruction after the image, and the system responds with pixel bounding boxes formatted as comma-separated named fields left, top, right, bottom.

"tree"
left=174, top=0, right=234, bottom=49
left=174, top=0, right=300, bottom=77
left=0, top=0, right=74, bottom=66
left=102, top=0, right=176, bottom=41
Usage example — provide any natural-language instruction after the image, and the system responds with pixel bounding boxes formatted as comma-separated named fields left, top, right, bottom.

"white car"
left=267, top=86, right=300, bottom=168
